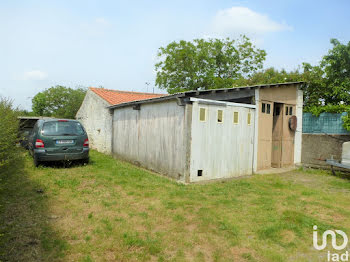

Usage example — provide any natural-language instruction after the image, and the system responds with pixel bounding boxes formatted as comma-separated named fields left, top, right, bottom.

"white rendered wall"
left=76, top=90, right=112, bottom=154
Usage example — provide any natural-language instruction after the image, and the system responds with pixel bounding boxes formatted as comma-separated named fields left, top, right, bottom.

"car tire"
left=34, top=156, right=40, bottom=167
left=82, top=157, right=89, bottom=165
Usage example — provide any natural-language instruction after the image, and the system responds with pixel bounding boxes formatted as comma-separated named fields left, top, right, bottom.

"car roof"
left=41, top=118, right=79, bottom=123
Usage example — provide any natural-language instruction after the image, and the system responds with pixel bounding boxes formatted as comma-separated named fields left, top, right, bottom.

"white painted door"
left=190, top=102, right=255, bottom=182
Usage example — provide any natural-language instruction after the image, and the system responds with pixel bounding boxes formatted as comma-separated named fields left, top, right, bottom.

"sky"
left=1, top=0, right=350, bottom=110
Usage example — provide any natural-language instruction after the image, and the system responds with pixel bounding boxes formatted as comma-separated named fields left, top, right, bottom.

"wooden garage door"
left=257, top=101, right=273, bottom=170
left=281, top=104, right=295, bottom=167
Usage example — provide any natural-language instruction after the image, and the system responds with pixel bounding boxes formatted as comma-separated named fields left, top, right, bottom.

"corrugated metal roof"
left=108, top=81, right=305, bottom=110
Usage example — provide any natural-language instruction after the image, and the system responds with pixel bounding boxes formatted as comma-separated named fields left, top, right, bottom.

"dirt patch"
left=230, top=246, right=256, bottom=261
left=280, top=230, right=295, bottom=244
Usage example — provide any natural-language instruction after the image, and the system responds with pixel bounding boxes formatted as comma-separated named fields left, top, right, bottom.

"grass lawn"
left=1, top=150, right=350, bottom=261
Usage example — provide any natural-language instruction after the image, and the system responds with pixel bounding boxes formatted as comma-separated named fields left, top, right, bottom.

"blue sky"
left=1, top=0, right=350, bottom=110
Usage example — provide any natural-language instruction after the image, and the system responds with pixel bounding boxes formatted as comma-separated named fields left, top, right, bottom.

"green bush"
left=304, top=104, right=350, bottom=117
left=0, top=97, right=20, bottom=169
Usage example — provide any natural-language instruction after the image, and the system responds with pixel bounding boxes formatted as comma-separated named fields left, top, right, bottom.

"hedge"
left=0, top=98, right=19, bottom=170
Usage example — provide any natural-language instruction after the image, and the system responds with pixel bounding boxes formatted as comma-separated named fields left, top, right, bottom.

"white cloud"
left=210, top=7, right=292, bottom=39
left=23, top=70, right=47, bottom=80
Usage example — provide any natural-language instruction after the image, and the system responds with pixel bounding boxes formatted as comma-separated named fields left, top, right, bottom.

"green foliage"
left=342, top=114, right=350, bottom=131
left=304, top=104, right=350, bottom=117
left=231, top=67, right=304, bottom=87
left=16, top=109, right=36, bottom=116
left=301, top=38, right=350, bottom=107
left=32, top=86, right=87, bottom=119
left=155, top=36, right=266, bottom=93
left=0, top=97, right=20, bottom=169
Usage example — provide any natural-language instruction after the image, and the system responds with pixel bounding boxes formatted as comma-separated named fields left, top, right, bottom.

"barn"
left=76, top=88, right=164, bottom=153
left=107, top=82, right=304, bottom=183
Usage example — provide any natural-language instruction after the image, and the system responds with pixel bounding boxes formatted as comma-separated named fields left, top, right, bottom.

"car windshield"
left=41, top=121, right=85, bottom=136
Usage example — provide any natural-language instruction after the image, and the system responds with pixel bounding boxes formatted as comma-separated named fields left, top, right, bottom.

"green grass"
left=1, top=150, right=350, bottom=261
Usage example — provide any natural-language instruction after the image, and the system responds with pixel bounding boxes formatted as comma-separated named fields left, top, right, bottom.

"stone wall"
left=301, top=134, right=350, bottom=167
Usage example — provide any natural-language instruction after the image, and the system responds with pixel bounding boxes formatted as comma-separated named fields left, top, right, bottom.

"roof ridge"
left=89, top=87, right=165, bottom=96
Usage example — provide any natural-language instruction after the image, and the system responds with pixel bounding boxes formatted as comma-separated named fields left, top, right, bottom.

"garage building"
left=108, top=82, right=304, bottom=183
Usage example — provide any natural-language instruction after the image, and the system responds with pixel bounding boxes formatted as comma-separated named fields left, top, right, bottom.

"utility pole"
left=145, top=82, right=150, bottom=93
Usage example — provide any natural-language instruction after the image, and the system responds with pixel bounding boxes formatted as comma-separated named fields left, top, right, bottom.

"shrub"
left=0, top=97, right=19, bottom=170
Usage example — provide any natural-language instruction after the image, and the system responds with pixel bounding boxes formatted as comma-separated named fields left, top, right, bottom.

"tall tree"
left=32, top=86, right=87, bottom=119
left=302, top=38, right=350, bottom=108
left=155, top=36, right=266, bottom=93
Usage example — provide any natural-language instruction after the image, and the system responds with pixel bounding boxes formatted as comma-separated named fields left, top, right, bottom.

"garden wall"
left=302, top=134, right=350, bottom=167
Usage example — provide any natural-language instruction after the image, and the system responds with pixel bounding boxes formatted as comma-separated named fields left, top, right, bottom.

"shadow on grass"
left=0, top=153, right=68, bottom=261
left=37, top=159, right=92, bottom=169
left=332, top=170, right=350, bottom=181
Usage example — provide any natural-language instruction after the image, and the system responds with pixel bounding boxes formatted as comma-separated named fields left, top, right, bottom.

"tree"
left=302, top=38, right=350, bottom=108
left=32, top=86, right=87, bottom=119
left=231, top=67, right=304, bottom=87
left=155, top=36, right=266, bottom=93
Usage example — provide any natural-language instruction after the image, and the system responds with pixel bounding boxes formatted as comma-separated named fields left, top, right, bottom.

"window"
left=199, top=108, right=206, bottom=122
left=41, top=121, right=85, bottom=136
left=266, top=104, right=271, bottom=114
left=217, top=109, right=223, bottom=123
left=289, top=107, right=293, bottom=115
left=285, top=106, right=289, bottom=115
left=197, top=170, right=203, bottom=177
left=247, top=112, right=252, bottom=125
left=262, top=103, right=266, bottom=113
left=233, top=111, right=239, bottom=124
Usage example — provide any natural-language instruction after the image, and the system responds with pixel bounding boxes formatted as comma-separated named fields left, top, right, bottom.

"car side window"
left=32, top=122, right=39, bottom=136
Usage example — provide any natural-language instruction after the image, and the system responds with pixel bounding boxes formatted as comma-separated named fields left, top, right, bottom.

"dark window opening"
left=285, top=107, right=289, bottom=115
left=262, top=103, right=266, bottom=113
left=289, top=107, right=293, bottom=115
left=197, top=170, right=203, bottom=177
left=275, top=106, right=280, bottom=116
left=267, top=104, right=271, bottom=114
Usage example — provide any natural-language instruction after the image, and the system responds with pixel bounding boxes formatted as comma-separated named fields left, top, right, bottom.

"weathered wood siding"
left=112, top=100, right=188, bottom=182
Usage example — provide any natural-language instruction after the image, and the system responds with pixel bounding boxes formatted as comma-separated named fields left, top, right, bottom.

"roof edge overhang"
left=107, top=81, right=305, bottom=110
left=190, top=98, right=256, bottom=109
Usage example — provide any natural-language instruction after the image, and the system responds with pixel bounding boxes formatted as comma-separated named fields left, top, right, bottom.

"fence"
left=302, top=112, right=350, bottom=134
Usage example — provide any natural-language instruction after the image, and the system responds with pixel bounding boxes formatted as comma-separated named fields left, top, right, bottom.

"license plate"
left=56, top=140, right=74, bottom=144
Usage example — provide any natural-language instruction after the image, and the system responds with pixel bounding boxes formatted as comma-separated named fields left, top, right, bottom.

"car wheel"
left=34, top=156, right=40, bottom=167
left=82, top=157, right=89, bottom=165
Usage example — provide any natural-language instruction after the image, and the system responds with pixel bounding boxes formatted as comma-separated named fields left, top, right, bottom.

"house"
left=76, top=88, right=165, bottom=153
left=107, top=82, right=304, bottom=182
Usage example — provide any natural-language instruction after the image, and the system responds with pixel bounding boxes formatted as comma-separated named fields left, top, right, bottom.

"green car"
left=28, top=119, right=89, bottom=167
